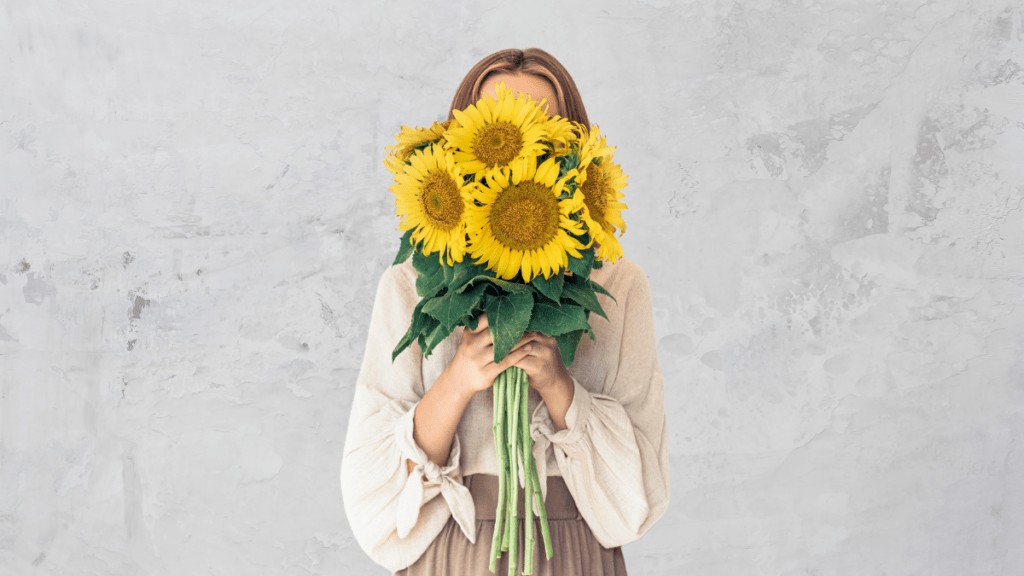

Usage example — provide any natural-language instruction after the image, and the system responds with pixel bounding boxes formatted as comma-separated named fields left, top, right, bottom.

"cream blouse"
left=340, top=255, right=670, bottom=573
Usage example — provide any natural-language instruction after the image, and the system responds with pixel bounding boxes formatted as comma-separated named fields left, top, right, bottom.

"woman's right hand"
left=407, top=313, right=538, bottom=473
left=441, top=312, right=538, bottom=396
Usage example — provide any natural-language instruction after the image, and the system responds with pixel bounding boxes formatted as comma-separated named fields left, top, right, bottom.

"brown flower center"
left=580, top=165, right=610, bottom=227
left=489, top=180, right=559, bottom=251
left=420, top=171, right=463, bottom=231
left=473, top=122, right=523, bottom=167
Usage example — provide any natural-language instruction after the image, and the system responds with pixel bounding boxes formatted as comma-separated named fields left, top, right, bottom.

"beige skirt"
left=395, top=474, right=627, bottom=575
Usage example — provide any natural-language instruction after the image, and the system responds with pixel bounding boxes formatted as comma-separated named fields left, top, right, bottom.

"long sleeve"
left=339, top=263, right=476, bottom=573
left=531, top=260, right=670, bottom=548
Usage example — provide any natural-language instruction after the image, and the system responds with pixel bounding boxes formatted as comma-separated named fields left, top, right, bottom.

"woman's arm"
left=340, top=264, right=475, bottom=573
left=524, top=260, right=671, bottom=547
left=405, top=371, right=474, bottom=474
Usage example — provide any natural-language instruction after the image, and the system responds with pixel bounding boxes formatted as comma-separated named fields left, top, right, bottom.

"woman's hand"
left=513, top=332, right=575, bottom=431
left=511, top=333, right=572, bottom=392
left=440, top=312, right=538, bottom=397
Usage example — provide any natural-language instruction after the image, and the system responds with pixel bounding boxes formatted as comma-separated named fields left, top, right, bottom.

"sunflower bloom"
left=545, top=115, right=579, bottom=151
left=577, top=123, right=615, bottom=171
left=576, top=126, right=628, bottom=263
left=384, top=120, right=451, bottom=175
left=465, top=155, right=588, bottom=282
left=444, top=82, right=551, bottom=182
left=390, top=143, right=474, bottom=265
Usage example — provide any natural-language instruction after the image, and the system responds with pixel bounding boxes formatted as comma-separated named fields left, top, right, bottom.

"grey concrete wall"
left=1, top=0, right=1022, bottom=574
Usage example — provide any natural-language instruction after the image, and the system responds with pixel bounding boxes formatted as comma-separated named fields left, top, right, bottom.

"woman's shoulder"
left=590, top=254, right=650, bottom=295
left=371, top=260, right=421, bottom=313
left=379, top=258, right=417, bottom=290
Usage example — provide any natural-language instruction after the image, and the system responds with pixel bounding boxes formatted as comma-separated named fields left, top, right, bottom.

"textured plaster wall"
left=2, top=0, right=1023, bottom=574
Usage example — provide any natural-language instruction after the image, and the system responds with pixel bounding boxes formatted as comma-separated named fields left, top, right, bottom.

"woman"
left=340, top=47, right=669, bottom=575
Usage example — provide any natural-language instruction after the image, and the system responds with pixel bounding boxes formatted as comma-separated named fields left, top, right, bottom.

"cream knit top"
left=339, top=255, right=670, bottom=573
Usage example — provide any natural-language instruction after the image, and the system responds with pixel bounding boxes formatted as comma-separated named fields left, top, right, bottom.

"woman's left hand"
left=512, top=332, right=575, bottom=430
left=512, top=332, right=572, bottom=392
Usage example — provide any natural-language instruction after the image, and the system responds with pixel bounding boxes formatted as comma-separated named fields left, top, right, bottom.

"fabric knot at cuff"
left=393, top=404, right=477, bottom=543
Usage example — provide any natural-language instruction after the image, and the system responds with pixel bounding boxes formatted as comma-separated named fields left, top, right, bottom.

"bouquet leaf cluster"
left=385, top=81, right=628, bottom=574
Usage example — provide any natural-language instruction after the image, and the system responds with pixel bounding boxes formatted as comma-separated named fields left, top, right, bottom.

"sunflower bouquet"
left=386, top=82, right=627, bottom=575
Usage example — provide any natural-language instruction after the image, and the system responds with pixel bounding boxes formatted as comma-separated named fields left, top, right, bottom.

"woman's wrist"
left=535, top=371, right=574, bottom=431
left=437, top=368, right=481, bottom=405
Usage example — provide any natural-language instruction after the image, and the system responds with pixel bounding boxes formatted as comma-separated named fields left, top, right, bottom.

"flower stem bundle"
left=488, top=366, right=553, bottom=575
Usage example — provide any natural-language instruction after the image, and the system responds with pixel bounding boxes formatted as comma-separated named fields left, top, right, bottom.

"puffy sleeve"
left=531, top=263, right=670, bottom=548
left=340, top=263, right=477, bottom=573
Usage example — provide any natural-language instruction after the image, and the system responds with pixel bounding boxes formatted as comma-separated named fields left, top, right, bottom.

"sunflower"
left=576, top=125, right=628, bottom=263
left=577, top=123, right=615, bottom=169
left=465, top=155, right=589, bottom=282
left=390, top=142, right=474, bottom=265
left=444, top=82, right=552, bottom=182
left=545, top=115, right=579, bottom=151
left=384, top=120, right=451, bottom=175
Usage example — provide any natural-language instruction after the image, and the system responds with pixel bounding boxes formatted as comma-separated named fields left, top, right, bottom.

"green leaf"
left=392, top=229, right=415, bottom=265
left=422, top=320, right=450, bottom=358
left=527, top=301, right=588, bottom=336
left=441, top=258, right=456, bottom=284
left=562, top=274, right=607, bottom=320
left=567, top=246, right=595, bottom=278
left=413, top=249, right=446, bottom=298
left=484, top=290, right=534, bottom=363
left=554, top=329, right=585, bottom=368
left=464, top=312, right=481, bottom=331
left=589, top=278, right=617, bottom=303
left=456, top=274, right=530, bottom=294
left=423, top=281, right=488, bottom=331
left=417, top=315, right=440, bottom=356
left=411, top=245, right=432, bottom=274
left=557, top=151, right=579, bottom=179
left=456, top=288, right=492, bottom=331
left=466, top=292, right=499, bottom=333
left=419, top=318, right=448, bottom=358
left=530, top=271, right=564, bottom=303
left=392, top=297, right=428, bottom=362
left=447, top=259, right=487, bottom=293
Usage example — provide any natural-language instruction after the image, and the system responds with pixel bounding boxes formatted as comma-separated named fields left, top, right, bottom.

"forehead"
left=480, top=71, right=557, bottom=100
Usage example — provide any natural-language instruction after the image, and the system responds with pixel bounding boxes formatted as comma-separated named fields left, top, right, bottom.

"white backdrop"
left=2, top=0, right=1023, bottom=574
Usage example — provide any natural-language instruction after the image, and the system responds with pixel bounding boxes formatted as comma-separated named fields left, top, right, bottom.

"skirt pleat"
left=395, top=474, right=627, bottom=575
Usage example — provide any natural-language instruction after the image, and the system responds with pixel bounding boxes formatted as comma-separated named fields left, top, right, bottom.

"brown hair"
left=447, top=48, right=590, bottom=126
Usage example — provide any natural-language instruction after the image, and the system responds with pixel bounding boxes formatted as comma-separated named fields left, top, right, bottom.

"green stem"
left=530, top=469, right=553, bottom=560
left=489, top=371, right=507, bottom=573
left=523, top=373, right=552, bottom=561
left=507, top=370, right=521, bottom=576
left=502, top=369, right=513, bottom=553
left=520, top=368, right=536, bottom=575
left=491, top=365, right=555, bottom=574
